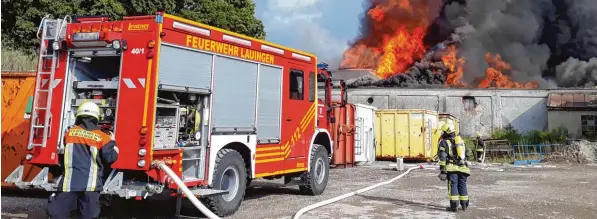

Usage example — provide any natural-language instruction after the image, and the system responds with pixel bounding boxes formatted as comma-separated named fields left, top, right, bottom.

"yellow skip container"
left=375, top=109, right=439, bottom=161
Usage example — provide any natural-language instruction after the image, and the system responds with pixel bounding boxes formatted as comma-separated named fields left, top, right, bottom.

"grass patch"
left=1, top=46, right=36, bottom=72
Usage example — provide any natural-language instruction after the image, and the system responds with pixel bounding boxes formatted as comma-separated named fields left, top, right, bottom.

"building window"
left=581, top=115, right=596, bottom=137
left=462, top=96, right=477, bottom=110
left=308, top=72, right=315, bottom=102
left=289, top=70, right=304, bottom=100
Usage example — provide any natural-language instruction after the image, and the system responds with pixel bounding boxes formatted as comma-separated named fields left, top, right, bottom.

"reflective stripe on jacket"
left=438, top=136, right=470, bottom=175
left=59, top=126, right=118, bottom=192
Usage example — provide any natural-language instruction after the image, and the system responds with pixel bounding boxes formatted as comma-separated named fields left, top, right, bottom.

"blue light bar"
left=317, top=62, right=329, bottom=70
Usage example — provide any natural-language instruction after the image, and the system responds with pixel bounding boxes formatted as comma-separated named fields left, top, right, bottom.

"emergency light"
left=318, top=62, right=329, bottom=70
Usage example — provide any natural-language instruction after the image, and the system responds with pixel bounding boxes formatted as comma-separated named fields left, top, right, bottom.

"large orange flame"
left=479, top=53, right=538, bottom=88
left=375, top=27, right=426, bottom=78
left=441, top=45, right=465, bottom=87
left=340, top=0, right=440, bottom=78
left=341, top=0, right=538, bottom=88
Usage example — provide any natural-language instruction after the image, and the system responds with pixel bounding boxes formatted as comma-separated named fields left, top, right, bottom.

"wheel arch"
left=307, top=129, right=333, bottom=171
left=221, top=142, right=252, bottom=178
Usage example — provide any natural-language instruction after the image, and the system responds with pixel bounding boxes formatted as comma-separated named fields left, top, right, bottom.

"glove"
left=438, top=172, right=447, bottom=181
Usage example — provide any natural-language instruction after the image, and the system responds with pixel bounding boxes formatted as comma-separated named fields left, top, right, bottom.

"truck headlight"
left=137, top=159, right=146, bottom=167
left=112, top=40, right=121, bottom=50
left=52, top=41, right=61, bottom=51
left=25, top=154, right=33, bottom=160
left=138, top=148, right=147, bottom=156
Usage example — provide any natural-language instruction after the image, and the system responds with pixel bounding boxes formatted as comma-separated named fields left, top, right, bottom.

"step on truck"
left=4, top=13, right=348, bottom=217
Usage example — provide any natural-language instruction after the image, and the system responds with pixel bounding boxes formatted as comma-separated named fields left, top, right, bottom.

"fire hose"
left=153, top=161, right=221, bottom=219
left=292, top=165, right=429, bottom=219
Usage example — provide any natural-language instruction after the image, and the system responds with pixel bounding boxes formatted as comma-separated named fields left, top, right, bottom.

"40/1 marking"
left=131, top=48, right=145, bottom=55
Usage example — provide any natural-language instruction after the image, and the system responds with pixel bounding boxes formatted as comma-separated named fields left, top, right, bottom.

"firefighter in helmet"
left=437, top=123, right=470, bottom=212
left=475, top=132, right=485, bottom=163
left=47, top=102, right=119, bottom=219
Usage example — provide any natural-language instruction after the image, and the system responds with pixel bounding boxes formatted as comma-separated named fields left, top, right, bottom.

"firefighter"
left=47, top=102, right=119, bottom=219
left=437, top=124, right=470, bottom=212
left=475, top=132, right=485, bottom=163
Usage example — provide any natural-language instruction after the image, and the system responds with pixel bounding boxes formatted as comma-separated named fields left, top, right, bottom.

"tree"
left=1, top=0, right=266, bottom=53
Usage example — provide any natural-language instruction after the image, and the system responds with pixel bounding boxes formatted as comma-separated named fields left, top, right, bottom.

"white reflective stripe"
left=123, top=78, right=136, bottom=88
left=173, top=21, right=211, bottom=36
left=87, top=147, right=99, bottom=191
left=41, top=79, right=49, bottom=88
left=138, top=78, right=146, bottom=88
left=222, top=34, right=252, bottom=47
left=261, top=44, right=284, bottom=55
left=291, top=53, right=311, bottom=62
left=62, top=143, right=74, bottom=192
left=51, top=79, right=62, bottom=89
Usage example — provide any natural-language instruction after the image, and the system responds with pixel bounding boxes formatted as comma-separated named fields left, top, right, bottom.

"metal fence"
left=512, top=144, right=565, bottom=165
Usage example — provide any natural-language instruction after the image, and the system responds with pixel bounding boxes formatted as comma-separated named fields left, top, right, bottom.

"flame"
left=439, top=48, right=538, bottom=88
left=375, top=27, right=426, bottom=78
left=341, top=0, right=539, bottom=89
left=441, top=45, right=465, bottom=87
left=479, top=53, right=538, bottom=88
left=340, top=0, right=441, bottom=78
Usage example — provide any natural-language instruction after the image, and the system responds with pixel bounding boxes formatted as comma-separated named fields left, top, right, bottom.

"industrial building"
left=325, top=87, right=596, bottom=138
left=547, top=93, right=597, bottom=138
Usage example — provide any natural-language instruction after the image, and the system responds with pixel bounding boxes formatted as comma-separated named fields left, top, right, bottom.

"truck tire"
left=205, top=148, right=247, bottom=217
left=299, top=144, right=329, bottom=195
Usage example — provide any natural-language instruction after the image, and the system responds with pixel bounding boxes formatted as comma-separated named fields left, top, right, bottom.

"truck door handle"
left=286, top=117, right=292, bottom=122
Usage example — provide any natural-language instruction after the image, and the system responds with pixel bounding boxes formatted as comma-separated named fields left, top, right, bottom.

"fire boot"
left=460, top=200, right=469, bottom=211
left=446, top=201, right=459, bottom=212
left=445, top=207, right=458, bottom=212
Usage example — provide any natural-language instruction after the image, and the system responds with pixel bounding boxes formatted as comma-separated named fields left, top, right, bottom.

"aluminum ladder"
left=27, top=15, right=70, bottom=150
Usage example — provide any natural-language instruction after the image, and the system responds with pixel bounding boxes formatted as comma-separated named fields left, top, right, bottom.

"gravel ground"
left=2, top=162, right=597, bottom=219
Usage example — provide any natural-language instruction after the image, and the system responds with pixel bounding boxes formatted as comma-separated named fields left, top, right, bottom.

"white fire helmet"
left=76, top=102, right=101, bottom=120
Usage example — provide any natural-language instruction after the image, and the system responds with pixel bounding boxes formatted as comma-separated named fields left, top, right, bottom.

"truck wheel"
left=205, top=148, right=247, bottom=217
left=299, top=144, right=329, bottom=195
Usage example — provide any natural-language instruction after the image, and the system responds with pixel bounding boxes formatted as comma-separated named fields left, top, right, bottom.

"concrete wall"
left=548, top=111, right=597, bottom=138
left=323, top=88, right=593, bottom=137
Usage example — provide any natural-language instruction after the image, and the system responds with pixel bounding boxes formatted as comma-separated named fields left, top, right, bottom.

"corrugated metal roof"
left=332, top=69, right=376, bottom=81
left=547, top=92, right=597, bottom=109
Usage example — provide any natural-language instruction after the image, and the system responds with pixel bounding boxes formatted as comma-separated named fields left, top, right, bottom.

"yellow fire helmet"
left=440, top=123, right=455, bottom=134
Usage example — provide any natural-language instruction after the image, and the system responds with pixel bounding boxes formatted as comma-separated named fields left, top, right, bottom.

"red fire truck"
left=4, top=13, right=347, bottom=217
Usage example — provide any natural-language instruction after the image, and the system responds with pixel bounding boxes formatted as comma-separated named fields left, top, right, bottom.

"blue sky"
left=254, top=0, right=366, bottom=67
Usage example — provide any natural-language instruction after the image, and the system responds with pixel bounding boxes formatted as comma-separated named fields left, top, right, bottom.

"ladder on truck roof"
left=28, top=15, right=71, bottom=150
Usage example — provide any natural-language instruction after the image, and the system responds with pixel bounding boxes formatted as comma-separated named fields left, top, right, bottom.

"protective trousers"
left=447, top=172, right=469, bottom=210
left=47, top=191, right=101, bottom=219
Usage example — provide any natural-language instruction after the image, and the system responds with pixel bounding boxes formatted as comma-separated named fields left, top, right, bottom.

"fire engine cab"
left=4, top=13, right=347, bottom=217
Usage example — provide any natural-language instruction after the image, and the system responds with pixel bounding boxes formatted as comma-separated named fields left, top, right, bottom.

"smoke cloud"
left=344, top=0, right=597, bottom=88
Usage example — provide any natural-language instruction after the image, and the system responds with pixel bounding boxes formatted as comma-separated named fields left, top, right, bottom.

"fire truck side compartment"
left=64, top=55, right=121, bottom=134
left=157, top=44, right=213, bottom=90
left=212, top=56, right=258, bottom=133
left=256, top=65, right=283, bottom=143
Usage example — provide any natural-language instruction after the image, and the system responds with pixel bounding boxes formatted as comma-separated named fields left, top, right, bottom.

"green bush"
left=490, top=124, right=569, bottom=145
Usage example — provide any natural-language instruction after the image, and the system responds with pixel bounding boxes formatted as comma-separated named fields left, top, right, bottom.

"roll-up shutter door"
left=158, top=44, right=213, bottom=89
left=257, top=65, right=282, bottom=141
left=212, top=56, right=258, bottom=131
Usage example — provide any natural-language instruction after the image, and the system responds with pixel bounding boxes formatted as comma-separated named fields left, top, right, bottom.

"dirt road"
left=2, top=163, right=596, bottom=219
